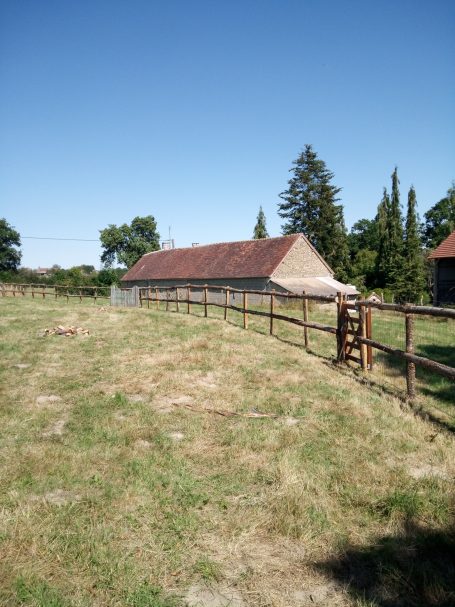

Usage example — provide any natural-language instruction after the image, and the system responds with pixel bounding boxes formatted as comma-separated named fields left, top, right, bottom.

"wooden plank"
left=346, top=354, right=362, bottom=364
left=358, top=335, right=455, bottom=381
left=303, top=290, right=309, bottom=348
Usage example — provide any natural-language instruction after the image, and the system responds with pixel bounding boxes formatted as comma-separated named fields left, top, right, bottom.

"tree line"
left=1, top=146, right=454, bottom=301
left=256, top=145, right=454, bottom=302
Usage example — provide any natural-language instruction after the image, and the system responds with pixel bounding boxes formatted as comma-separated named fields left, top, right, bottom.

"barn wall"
left=272, top=236, right=331, bottom=279
left=121, top=277, right=270, bottom=304
left=435, top=258, right=455, bottom=305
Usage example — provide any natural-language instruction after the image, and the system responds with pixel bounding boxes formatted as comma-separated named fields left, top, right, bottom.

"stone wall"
left=272, top=236, right=332, bottom=279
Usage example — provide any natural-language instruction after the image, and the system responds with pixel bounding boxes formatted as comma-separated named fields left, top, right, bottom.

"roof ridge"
left=142, top=234, right=300, bottom=257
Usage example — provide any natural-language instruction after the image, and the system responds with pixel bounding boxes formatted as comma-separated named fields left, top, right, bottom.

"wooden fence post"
left=270, top=290, right=275, bottom=335
left=187, top=286, right=191, bottom=314
left=224, top=287, right=229, bottom=321
left=155, top=288, right=159, bottom=310
left=359, top=303, right=368, bottom=371
left=243, top=290, right=248, bottom=329
left=166, top=289, right=170, bottom=311
left=176, top=287, right=180, bottom=313
left=204, top=285, right=208, bottom=317
left=405, top=309, right=416, bottom=401
left=366, top=307, right=373, bottom=370
left=302, top=291, right=309, bottom=349
left=336, top=291, right=345, bottom=361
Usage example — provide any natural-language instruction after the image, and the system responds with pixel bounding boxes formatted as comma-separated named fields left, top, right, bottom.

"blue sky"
left=1, top=0, right=454, bottom=268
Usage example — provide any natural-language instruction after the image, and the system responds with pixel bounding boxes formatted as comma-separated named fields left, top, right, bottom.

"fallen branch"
left=171, top=402, right=278, bottom=418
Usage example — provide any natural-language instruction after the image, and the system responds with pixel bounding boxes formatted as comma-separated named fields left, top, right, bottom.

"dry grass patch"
left=0, top=298, right=454, bottom=606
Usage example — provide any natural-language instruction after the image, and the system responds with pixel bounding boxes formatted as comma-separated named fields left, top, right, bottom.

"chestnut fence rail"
left=139, top=284, right=455, bottom=424
left=0, top=283, right=110, bottom=303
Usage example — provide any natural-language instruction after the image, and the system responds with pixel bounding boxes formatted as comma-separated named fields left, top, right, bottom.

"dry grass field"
left=0, top=298, right=454, bottom=606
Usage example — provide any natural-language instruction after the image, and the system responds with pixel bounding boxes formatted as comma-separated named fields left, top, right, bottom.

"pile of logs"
left=44, top=326, right=90, bottom=336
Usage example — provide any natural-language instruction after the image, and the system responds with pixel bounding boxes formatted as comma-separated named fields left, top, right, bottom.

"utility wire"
left=22, top=236, right=98, bottom=242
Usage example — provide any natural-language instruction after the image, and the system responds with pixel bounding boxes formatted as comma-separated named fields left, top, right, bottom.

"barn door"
left=338, top=302, right=372, bottom=370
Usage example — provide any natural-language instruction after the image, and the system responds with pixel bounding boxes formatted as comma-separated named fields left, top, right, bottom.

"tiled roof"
left=428, top=231, right=455, bottom=259
left=121, top=235, right=302, bottom=281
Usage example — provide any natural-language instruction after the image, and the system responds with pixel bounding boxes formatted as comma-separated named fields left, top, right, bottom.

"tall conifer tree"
left=253, top=206, right=269, bottom=239
left=397, top=186, right=425, bottom=302
left=278, top=145, right=349, bottom=279
left=387, top=167, right=405, bottom=288
left=374, top=188, right=390, bottom=287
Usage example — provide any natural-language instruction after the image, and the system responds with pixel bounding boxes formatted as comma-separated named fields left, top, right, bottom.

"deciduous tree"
left=100, top=216, right=160, bottom=269
left=422, top=184, right=455, bottom=250
left=0, top=218, right=21, bottom=272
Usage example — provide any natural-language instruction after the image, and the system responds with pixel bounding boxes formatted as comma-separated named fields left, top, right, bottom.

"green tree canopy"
left=100, top=216, right=160, bottom=269
left=0, top=218, right=21, bottom=272
left=253, top=206, right=269, bottom=239
left=422, top=184, right=455, bottom=250
left=278, top=145, right=349, bottom=280
left=348, top=218, right=379, bottom=258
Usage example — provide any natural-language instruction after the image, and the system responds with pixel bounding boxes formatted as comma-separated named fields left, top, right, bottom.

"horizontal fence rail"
left=139, top=284, right=455, bottom=411
left=0, top=283, right=111, bottom=302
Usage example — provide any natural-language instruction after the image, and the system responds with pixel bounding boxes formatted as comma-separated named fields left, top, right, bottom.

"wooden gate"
left=338, top=302, right=373, bottom=370
left=110, top=286, right=140, bottom=307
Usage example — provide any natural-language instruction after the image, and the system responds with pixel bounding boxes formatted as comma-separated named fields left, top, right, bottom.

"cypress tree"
left=278, top=145, right=349, bottom=280
left=253, top=206, right=269, bottom=239
left=387, top=167, right=405, bottom=288
left=398, top=186, right=425, bottom=302
left=374, top=188, right=390, bottom=288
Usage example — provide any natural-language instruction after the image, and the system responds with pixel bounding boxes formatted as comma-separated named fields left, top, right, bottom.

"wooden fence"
left=0, top=283, right=110, bottom=303
left=139, top=284, right=455, bottom=402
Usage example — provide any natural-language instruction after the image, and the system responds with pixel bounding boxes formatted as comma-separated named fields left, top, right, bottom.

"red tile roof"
left=428, top=231, right=455, bottom=259
left=122, top=234, right=304, bottom=282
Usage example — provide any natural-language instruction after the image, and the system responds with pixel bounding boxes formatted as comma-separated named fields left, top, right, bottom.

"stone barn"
left=121, top=234, right=358, bottom=301
left=429, top=230, right=455, bottom=306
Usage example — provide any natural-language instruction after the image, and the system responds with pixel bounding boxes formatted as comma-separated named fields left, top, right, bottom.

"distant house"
left=34, top=267, right=50, bottom=276
left=121, top=234, right=358, bottom=300
left=428, top=230, right=455, bottom=306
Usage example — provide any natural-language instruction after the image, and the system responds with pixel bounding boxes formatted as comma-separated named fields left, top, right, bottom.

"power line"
left=23, top=236, right=99, bottom=242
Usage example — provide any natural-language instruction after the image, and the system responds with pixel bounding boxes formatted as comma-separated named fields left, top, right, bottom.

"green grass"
left=178, top=294, right=455, bottom=426
left=0, top=297, right=454, bottom=606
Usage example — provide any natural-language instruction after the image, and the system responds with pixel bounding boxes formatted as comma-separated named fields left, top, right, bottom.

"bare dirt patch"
left=167, top=431, right=185, bottom=441
left=185, top=584, right=245, bottom=607
left=30, top=489, right=82, bottom=506
left=408, top=463, right=451, bottom=480
left=35, top=395, right=62, bottom=408
left=152, top=394, right=194, bottom=414
left=42, top=419, right=67, bottom=438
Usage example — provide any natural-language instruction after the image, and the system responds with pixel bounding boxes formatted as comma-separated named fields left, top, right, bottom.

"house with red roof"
left=121, top=234, right=358, bottom=300
left=428, top=230, right=455, bottom=306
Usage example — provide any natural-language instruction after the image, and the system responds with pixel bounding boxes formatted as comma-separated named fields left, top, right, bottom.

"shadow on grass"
left=415, top=345, right=455, bottom=408
left=317, top=520, right=455, bottom=607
